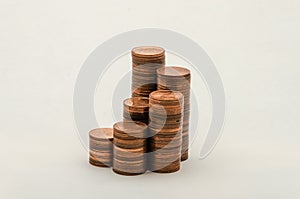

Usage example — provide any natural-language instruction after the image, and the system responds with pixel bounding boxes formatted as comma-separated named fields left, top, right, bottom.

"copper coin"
left=89, top=128, right=113, bottom=141
left=131, top=46, right=165, bottom=58
left=150, top=90, right=183, bottom=103
left=113, top=121, right=147, bottom=139
left=157, top=66, right=190, bottom=78
left=123, top=97, right=149, bottom=111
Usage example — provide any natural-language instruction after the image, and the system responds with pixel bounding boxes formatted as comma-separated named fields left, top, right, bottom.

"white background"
left=1, top=0, right=300, bottom=198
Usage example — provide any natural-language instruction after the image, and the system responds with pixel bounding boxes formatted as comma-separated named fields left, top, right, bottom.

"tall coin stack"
left=149, top=90, right=184, bottom=173
left=157, top=66, right=191, bottom=161
left=123, top=97, right=149, bottom=124
left=89, top=128, right=113, bottom=167
left=113, top=121, right=147, bottom=176
left=131, top=46, right=165, bottom=97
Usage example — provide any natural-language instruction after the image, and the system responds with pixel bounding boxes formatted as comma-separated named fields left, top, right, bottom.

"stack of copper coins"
left=157, top=66, right=191, bottom=161
left=123, top=97, right=149, bottom=124
left=131, top=46, right=165, bottom=97
left=148, top=90, right=184, bottom=173
left=89, top=128, right=113, bottom=167
left=113, top=121, right=147, bottom=176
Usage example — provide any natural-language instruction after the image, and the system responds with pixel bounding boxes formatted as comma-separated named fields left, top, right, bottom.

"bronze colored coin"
left=123, top=111, right=148, bottom=118
left=148, top=126, right=182, bottom=135
left=123, top=114, right=148, bottom=123
left=132, top=87, right=156, bottom=95
left=132, top=54, right=165, bottom=60
left=89, top=139, right=113, bottom=151
left=149, top=90, right=183, bottom=104
left=90, top=149, right=112, bottom=156
left=151, top=145, right=181, bottom=155
left=89, top=156, right=110, bottom=167
left=133, top=64, right=163, bottom=73
left=89, top=128, right=113, bottom=141
left=114, top=155, right=144, bottom=162
left=149, top=98, right=183, bottom=107
left=132, top=76, right=157, bottom=83
left=123, top=97, right=149, bottom=111
left=113, top=158, right=146, bottom=175
left=150, top=155, right=181, bottom=166
left=132, top=91, right=150, bottom=98
left=157, top=80, right=191, bottom=88
left=113, top=121, right=147, bottom=139
left=181, top=129, right=189, bottom=162
left=150, top=142, right=181, bottom=151
left=149, top=136, right=182, bottom=149
left=113, top=144, right=146, bottom=152
left=149, top=123, right=181, bottom=131
left=181, top=151, right=188, bottom=161
left=132, top=86, right=157, bottom=93
left=132, top=76, right=157, bottom=82
left=157, top=66, right=190, bottom=78
left=113, top=136, right=146, bottom=149
left=157, top=84, right=190, bottom=92
left=132, top=58, right=165, bottom=65
left=157, top=75, right=191, bottom=82
left=114, top=146, right=145, bottom=162
left=132, top=46, right=165, bottom=58
left=149, top=112, right=182, bottom=121
left=113, top=169, right=144, bottom=176
left=151, top=159, right=180, bottom=173
left=123, top=117, right=148, bottom=125
left=149, top=104, right=183, bottom=116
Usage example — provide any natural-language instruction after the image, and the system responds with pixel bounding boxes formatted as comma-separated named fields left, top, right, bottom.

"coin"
left=132, top=46, right=165, bottom=58
left=113, top=121, right=147, bottom=176
left=148, top=90, right=183, bottom=173
left=157, top=66, right=191, bottom=161
left=89, top=128, right=113, bottom=167
left=131, top=46, right=165, bottom=98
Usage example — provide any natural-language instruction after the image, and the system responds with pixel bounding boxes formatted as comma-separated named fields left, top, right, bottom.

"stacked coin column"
left=123, top=97, right=151, bottom=159
left=157, top=67, right=191, bottom=161
left=131, top=46, right=165, bottom=97
left=123, top=97, right=149, bottom=124
left=89, top=128, right=113, bottom=167
left=113, top=121, right=147, bottom=176
left=149, top=90, right=184, bottom=173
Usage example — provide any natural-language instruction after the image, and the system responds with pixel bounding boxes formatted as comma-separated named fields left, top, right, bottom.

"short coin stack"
left=149, top=90, right=184, bottom=173
left=157, top=66, right=191, bottom=161
left=113, top=121, right=147, bottom=176
left=89, top=128, right=113, bottom=167
left=123, top=97, right=149, bottom=124
left=131, top=46, right=165, bottom=97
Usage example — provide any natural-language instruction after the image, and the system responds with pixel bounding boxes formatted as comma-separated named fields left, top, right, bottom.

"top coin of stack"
left=131, top=46, right=165, bottom=97
left=89, top=128, right=114, bottom=167
left=123, top=97, right=149, bottom=124
left=157, top=66, right=191, bottom=161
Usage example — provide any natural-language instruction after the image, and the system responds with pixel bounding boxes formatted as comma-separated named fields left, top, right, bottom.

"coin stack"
left=89, top=128, right=113, bottom=167
left=113, top=121, right=147, bottom=176
left=148, top=90, right=184, bottom=173
left=131, top=46, right=165, bottom=97
left=157, top=66, right=191, bottom=161
left=123, top=97, right=149, bottom=124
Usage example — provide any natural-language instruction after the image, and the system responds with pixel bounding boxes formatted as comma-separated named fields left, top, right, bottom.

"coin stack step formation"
left=157, top=66, right=191, bottom=161
left=131, top=46, right=165, bottom=97
left=112, top=121, right=147, bottom=176
left=88, top=46, right=192, bottom=176
left=89, top=128, right=113, bottom=167
left=149, top=90, right=184, bottom=173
